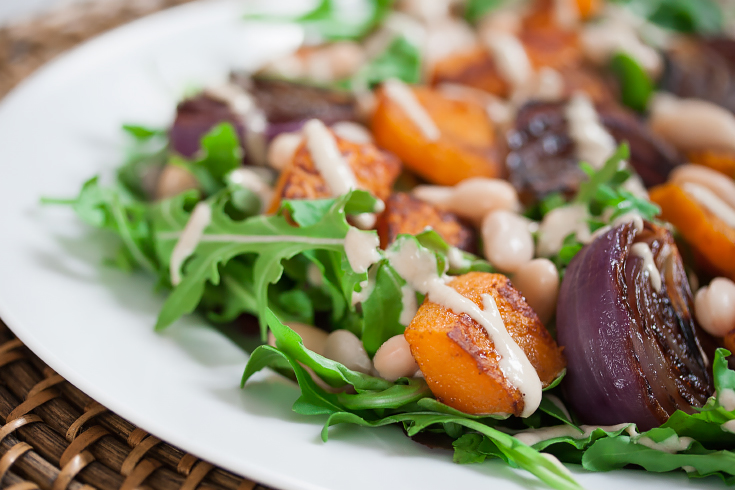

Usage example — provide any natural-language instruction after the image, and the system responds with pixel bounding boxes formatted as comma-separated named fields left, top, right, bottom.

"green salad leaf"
left=610, top=52, right=654, bottom=113
left=245, top=0, right=394, bottom=41
left=611, top=0, right=723, bottom=34
left=464, top=0, right=506, bottom=23
left=349, top=35, right=422, bottom=89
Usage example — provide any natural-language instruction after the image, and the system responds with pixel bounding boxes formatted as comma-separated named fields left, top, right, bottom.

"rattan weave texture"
left=0, top=1, right=276, bottom=489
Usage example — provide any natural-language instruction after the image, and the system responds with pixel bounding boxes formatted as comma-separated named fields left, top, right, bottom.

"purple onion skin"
left=169, top=95, right=245, bottom=158
left=557, top=222, right=714, bottom=431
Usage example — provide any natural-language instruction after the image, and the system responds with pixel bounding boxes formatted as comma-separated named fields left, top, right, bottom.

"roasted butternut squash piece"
left=431, top=47, right=510, bottom=98
left=371, top=86, right=503, bottom=186
left=404, top=272, right=566, bottom=416
left=687, top=150, right=735, bottom=179
left=376, top=193, right=477, bottom=253
left=269, top=128, right=401, bottom=213
left=649, top=184, right=735, bottom=281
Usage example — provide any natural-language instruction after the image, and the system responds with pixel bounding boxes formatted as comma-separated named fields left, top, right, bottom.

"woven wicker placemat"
left=0, top=2, right=275, bottom=489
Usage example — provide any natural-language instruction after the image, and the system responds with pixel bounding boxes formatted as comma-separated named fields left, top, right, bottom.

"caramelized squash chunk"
left=404, top=272, right=566, bottom=416
left=431, top=47, right=510, bottom=98
left=371, top=86, right=503, bottom=186
left=376, top=193, right=477, bottom=253
left=650, top=183, right=735, bottom=281
left=687, top=150, right=735, bottom=179
left=269, top=128, right=401, bottom=213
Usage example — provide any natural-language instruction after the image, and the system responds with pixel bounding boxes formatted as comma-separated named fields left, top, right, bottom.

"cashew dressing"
left=383, top=78, right=441, bottom=141
left=565, top=93, right=617, bottom=169
left=482, top=32, right=533, bottom=90
left=682, top=182, right=735, bottom=229
left=722, top=420, right=735, bottom=434
left=399, top=284, right=419, bottom=326
left=386, top=239, right=542, bottom=417
left=630, top=243, right=662, bottom=293
left=514, top=423, right=637, bottom=446
left=169, top=202, right=212, bottom=286
left=635, top=434, right=694, bottom=454
left=228, top=168, right=273, bottom=214
left=344, top=227, right=382, bottom=274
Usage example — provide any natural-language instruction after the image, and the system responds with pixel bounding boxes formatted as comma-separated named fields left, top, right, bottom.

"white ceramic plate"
left=0, top=1, right=723, bottom=489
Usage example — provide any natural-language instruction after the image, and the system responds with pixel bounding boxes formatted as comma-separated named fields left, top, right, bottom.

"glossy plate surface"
left=0, top=1, right=721, bottom=488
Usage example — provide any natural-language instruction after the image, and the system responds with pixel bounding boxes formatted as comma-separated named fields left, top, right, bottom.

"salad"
left=47, top=0, right=735, bottom=488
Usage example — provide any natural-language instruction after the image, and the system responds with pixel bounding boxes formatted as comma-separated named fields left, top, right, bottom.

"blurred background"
left=0, top=0, right=195, bottom=97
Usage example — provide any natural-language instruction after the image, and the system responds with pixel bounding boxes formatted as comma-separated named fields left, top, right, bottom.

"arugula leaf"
left=611, top=0, right=723, bottom=34
left=122, top=124, right=166, bottom=141
left=246, top=0, right=394, bottom=41
left=322, top=412, right=584, bottom=490
left=361, top=261, right=406, bottom=356
left=348, top=35, right=421, bottom=90
left=181, top=123, right=242, bottom=196
left=45, top=177, right=159, bottom=274
left=152, top=191, right=375, bottom=335
left=464, top=0, right=505, bottom=23
left=610, top=52, right=654, bottom=113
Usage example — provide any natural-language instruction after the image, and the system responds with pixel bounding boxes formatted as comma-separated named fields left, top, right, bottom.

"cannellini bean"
left=581, top=20, right=662, bottom=77
left=536, top=204, right=590, bottom=257
left=373, top=334, right=419, bottom=382
left=155, top=164, right=198, bottom=200
left=323, top=330, right=374, bottom=374
left=267, top=132, right=303, bottom=171
left=670, top=164, right=735, bottom=211
left=413, top=178, right=520, bottom=225
left=267, top=322, right=329, bottom=356
left=695, top=278, right=735, bottom=338
left=511, top=259, right=560, bottom=324
left=649, top=94, right=735, bottom=153
left=482, top=210, right=534, bottom=273
left=331, top=121, right=373, bottom=144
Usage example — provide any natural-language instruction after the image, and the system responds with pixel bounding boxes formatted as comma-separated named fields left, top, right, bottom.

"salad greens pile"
left=51, top=122, right=735, bottom=490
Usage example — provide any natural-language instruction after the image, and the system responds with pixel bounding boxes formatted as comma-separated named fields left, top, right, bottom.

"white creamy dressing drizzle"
left=565, top=93, right=617, bottom=169
left=386, top=239, right=542, bottom=417
left=683, top=466, right=697, bottom=473
left=541, top=453, right=573, bottom=476
left=383, top=78, right=441, bottom=141
left=721, top=420, right=735, bottom=435
left=544, top=394, right=572, bottom=422
left=630, top=243, right=662, bottom=293
left=514, top=423, right=636, bottom=446
left=447, top=247, right=471, bottom=271
left=635, top=434, right=693, bottom=454
left=399, top=284, right=419, bottom=326
left=720, top=389, right=735, bottom=412
left=304, top=119, right=378, bottom=229
left=344, top=227, right=382, bottom=274
left=205, top=83, right=268, bottom=165
left=682, top=182, right=735, bottom=229
left=351, top=270, right=377, bottom=306
left=482, top=32, right=533, bottom=90
left=227, top=168, right=273, bottom=214
left=169, top=202, right=212, bottom=286
left=304, top=119, right=358, bottom=196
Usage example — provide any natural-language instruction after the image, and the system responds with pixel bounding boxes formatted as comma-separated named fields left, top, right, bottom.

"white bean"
left=373, top=334, right=419, bottom=382
left=323, top=330, right=374, bottom=374
left=536, top=204, right=590, bottom=257
left=511, top=259, right=560, bottom=324
left=155, top=164, right=198, bottom=200
left=695, top=278, right=735, bottom=338
left=482, top=210, right=534, bottom=273
left=649, top=94, right=735, bottom=153
left=413, top=178, right=520, bottom=225
left=267, top=132, right=303, bottom=171
left=670, top=164, right=735, bottom=211
left=267, top=322, right=329, bottom=356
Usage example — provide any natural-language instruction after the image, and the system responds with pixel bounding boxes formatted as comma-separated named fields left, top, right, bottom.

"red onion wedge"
left=556, top=221, right=715, bottom=430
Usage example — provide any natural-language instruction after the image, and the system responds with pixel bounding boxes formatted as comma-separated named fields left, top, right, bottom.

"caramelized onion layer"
left=556, top=221, right=714, bottom=430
